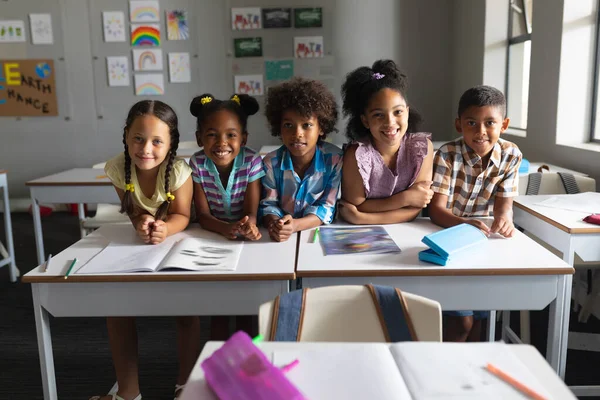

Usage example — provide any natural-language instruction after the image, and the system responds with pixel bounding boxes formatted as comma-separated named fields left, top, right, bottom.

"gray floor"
left=1, top=211, right=599, bottom=399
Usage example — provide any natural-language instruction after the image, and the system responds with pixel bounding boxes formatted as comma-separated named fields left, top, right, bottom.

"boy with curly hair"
left=260, top=77, right=343, bottom=242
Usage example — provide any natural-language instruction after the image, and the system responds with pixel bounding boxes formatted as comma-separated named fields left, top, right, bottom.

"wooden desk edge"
left=0, top=170, right=7, bottom=175
left=22, top=272, right=296, bottom=283
left=296, top=267, right=574, bottom=278
left=26, top=181, right=113, bottom=187
left=514, top=201, right=600, bottom=234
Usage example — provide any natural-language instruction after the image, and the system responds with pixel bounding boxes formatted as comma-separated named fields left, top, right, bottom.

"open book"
left=271, top=342, right=556, bottom=400
left=76, top=236, right=243, bottom=274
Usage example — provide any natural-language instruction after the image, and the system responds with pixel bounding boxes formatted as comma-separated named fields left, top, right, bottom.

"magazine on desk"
left=76, top=236, right=243, bottom=274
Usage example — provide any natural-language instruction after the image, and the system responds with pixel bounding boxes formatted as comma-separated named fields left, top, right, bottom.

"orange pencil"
left=485, top=363, right=547, bottom=400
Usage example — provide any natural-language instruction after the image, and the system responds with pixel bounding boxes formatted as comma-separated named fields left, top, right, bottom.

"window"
left=591, top=0, right=600, bottom=142
left=506, top=0, right=532, bottom=130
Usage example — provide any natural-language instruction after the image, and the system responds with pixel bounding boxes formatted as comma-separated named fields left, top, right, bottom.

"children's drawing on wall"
left=265, top=59, right=294, bottom=81
left=29, top=14, right=53, bottom=45
left=134, top=73, right=164, bottom=96
left=231, top=7, right=262, bottom=30
left=132, top=49, right=163, bottom=71
left=234, top=38, right=263, bottom=58
left=168, top=52, right=191, bottom=83
left=234, top=75, right=264, bottom=96
left=294, top=8, right=323, bottom=28
left=131, top=24, right=160, bottom=46
left=262, top=8, right=291, bottom=28
left=107, top=56, right=130, bottom=87
left=103, top=11, right=126, bottom=42
left=294, top=36, right=324, bottom=58
left=130, top=0, right=160, bottom=22
left=0, top=59, right=57, bottom=116
left=166, top=10, right=188, bottom=40
left=0, top=20, right=26, bottom=43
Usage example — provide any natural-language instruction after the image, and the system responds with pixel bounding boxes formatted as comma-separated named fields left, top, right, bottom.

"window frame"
left=505, top=0, right=532, bottom=132
left=589, top=0, right=600, bottom=143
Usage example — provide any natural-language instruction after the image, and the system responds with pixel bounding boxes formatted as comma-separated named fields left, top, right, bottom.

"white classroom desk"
left=296, top=219, right=574, bottom=376
left=181, top=342, right=576, bottom=400
left=26, top=168, right=118, bottom=265
left=0, top=170, right=18, bottom=282
left=514, top=193, right=600, bottom=395
left=21, top=224, right=297, bottom=400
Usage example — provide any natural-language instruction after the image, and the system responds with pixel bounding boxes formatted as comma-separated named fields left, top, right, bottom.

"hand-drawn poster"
left=294, top=36, right=324, bottom=58
left=265, top=60, right=294, bottom=81
left=134, top=73, right=164, bottom=95
left=131, top=24, right=160, bottom=46
left=0, top=59, right=58, bottom=116
left=130, top=0, right=160, bottom=22
left=294, top=8, right=323, bottom=28
left=0, top=20, right=26, bottom=43
left=166, top=10, right=189, bottom=40
left=262, top=8, right=291, bottom=28
left=234, top=38, right=262, bottom=58
left=231, top=7, right=262, bottom=30
left=168, top=52, right=191, bottom=83
left=132, top=49, right=163, bottom=71
left=234, top=74, right=263, bottom=96
left=29, top=14, right=53, bottom=45
left=107, top=56, right=130, bottom=87
left=103, top=11, right=126, bottom=42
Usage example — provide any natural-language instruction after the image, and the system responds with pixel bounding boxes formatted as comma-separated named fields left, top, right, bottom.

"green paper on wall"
left=294, top=8, right=322, bottom=28
left=234, top=37, right=263, bottom=58
left=265, top=60, right=294, bottom=81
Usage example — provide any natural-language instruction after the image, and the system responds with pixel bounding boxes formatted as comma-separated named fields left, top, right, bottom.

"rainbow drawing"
left=132, top=49, right=163, bottom=71
left=130, top=1, right=160, bottom=22
left=131, top=24, right=160, bottom=46
left=135, top=73, right=164, bottom=96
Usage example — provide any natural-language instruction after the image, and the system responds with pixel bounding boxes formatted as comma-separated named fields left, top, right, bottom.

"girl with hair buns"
left=339, top=60, right=435, bottom=225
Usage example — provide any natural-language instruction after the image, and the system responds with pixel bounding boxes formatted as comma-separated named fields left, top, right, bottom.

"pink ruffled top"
left=355, top=132, right=431, bottom=199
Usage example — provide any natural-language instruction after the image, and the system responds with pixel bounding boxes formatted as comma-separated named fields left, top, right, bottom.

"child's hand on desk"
left=149, top=219, right=168, bottom=244
left=235, top=216, right=262, bottom=241
left=465, top=219, right=491, bottom=237
left=491, top=214, right=515, bottom=238
left=338, top=200, right=361, bottom=224
left=268, top=214, right=295, bottom=242
left=135, top=214, right=155, bottom=243
left=404, top=181, right=434, bottom=208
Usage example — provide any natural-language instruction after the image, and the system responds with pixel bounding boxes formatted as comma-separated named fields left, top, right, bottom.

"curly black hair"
left=264, top=77, right=338, bottom=140
left=341, top=59, right=422, bottom=141
left=190, top=93, right=259, bottom=134
left=457, top=85, right=506, bottom=118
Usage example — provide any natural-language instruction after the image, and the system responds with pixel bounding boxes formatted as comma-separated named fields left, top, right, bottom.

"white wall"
left=1, top=0, right=455, bottom=198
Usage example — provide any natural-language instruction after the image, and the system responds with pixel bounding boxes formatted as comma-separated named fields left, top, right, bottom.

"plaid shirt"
left=432, top=137, right=522, bottom=217
left=259, top=142, right=343, bottom=224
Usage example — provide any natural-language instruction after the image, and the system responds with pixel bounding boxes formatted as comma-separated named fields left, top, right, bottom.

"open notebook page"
left=157, top=237, right=242, bottom=272
left=390, top=342, right=551, bottom=399
left=272, top=345, right=412, bottom=400
left=534, top=192, right=600, bottom=214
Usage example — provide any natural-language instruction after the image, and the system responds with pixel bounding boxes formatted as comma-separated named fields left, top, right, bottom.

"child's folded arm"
left=163, top=176, right=193, bottom=235
left=193, top=181, right=236, bottom=238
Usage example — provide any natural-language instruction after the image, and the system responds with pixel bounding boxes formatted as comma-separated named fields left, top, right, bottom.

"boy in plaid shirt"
left=429, top=85, right=522, bottom=342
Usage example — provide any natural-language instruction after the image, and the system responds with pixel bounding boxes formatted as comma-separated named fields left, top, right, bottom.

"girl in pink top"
left=340, top=60, right=434, bottom=224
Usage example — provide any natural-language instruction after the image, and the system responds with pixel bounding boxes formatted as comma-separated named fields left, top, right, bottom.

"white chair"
left=80, top=162, right=129, bottom=237
left=259, top=285, right=442, bottom=342
left=515, top=173, right=597, bottom=342
left=0, top=171, right=19, bottom=282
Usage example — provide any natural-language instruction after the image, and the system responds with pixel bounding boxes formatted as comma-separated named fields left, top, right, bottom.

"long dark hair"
left=121, top=100, right=180, bottom=221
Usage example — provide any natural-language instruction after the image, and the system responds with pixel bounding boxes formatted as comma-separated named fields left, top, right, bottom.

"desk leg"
left=32, top=284, right=57, bottom=400
left=487, top=310, right=496, bottom=341
left=30, top=189, right=45, bottom=266
left=77, top=203, right=86, bottom=239
left=2, top=183, right=18, bottom=282
left=547, top=272, right=573, bottom=379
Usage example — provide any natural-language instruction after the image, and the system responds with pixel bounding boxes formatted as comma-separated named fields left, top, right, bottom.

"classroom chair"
left=513, top=172, right=598, bottom=342
left=258, top=285, right=442, bottom=342
left=0, top=170, right=19, bottom=282
left=80, top=162, right=129, bottom=237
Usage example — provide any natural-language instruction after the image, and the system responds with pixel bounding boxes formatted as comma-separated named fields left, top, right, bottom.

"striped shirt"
left=259, top=142, right=343, bottom=224
left=432, top=137, right=522, bottom=217
left=189, top=147, right=265, bottom=222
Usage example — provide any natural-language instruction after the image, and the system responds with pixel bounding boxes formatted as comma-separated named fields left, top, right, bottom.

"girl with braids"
left=339, top=59, right=435, bottom=225
left=94, top=100, right=199, bottom=400
left=189, top=93, right=264, bottom=240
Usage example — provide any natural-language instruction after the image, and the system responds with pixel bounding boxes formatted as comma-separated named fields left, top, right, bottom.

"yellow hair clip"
left=231, top=95, right=240, bottom=105
left=201, top=96, right=212, bottom=105
left=166, top=192, right=175, bottom=201
left=125, top=183, right=135, bottom=193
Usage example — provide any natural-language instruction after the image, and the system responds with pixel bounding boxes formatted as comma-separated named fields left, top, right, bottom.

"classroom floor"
left=0, top=211, right=599, bottom=400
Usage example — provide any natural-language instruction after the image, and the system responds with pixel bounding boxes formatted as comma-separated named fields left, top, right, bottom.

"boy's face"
left=280, top=109, right=322, bottom=161
left=455, top=105, right=509, bottom=158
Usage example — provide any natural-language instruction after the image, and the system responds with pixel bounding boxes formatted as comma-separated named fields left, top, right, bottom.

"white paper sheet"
left=534, top=192, right=600, bottom=214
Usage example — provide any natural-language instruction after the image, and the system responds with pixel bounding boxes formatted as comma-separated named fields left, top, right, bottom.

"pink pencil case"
left=201, top=331, right=305, bottom=400
left=583, top=214, right=600, bottom=226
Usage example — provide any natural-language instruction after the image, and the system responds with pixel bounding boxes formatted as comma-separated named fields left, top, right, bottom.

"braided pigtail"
left=154, top=129, right=180, bottom=221
left=120, top=128, right=135, bottom=215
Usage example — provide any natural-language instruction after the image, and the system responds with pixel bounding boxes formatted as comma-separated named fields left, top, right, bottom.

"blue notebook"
left=419, top=223, right=487, bottom=265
